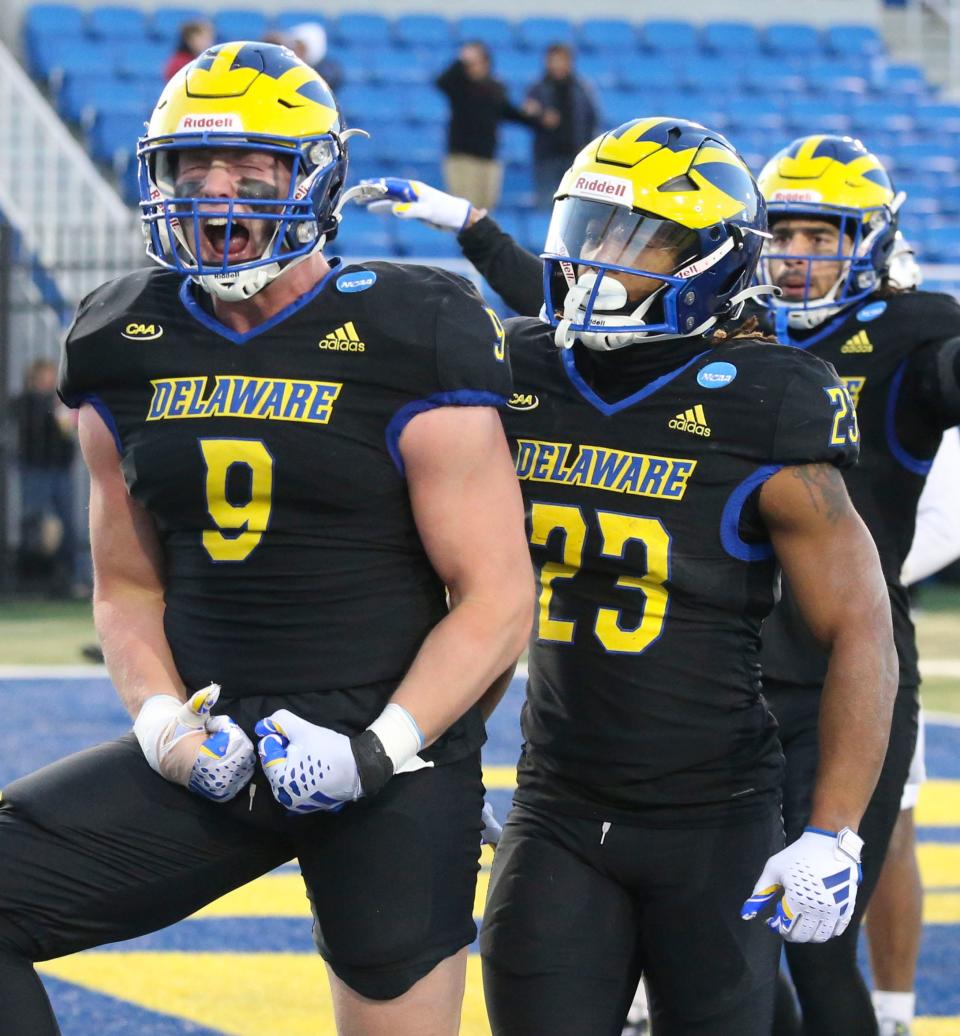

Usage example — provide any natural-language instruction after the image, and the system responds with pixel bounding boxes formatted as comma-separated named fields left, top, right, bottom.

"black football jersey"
left=59, top=261, right=511, bottom=758
left=760, top=291, right=960, bottom=690
left=501, top=321, right=859, bottom=822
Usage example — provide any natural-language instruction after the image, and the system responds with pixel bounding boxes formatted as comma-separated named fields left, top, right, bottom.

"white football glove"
left=740, top=826, right=864, bottom=943
left=358, top=177, right=472, bottom=232
left=133, top=684, right=255, bottom=802
left=256, top=707, right=433, bottom=815
left=481, top=800, right=502, bottom=847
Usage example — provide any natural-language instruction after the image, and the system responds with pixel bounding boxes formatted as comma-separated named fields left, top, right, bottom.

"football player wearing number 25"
left=0, top=42, right=532, bottom=1036
left=366, top=118, right=898, bottom=1035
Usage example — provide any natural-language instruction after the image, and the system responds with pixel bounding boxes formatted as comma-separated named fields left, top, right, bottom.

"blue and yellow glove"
left=133, top=684, right=255, bottom=802
left=256, top=704, right=433, bottom=815
left=358, top=177, right=472, bottom=231
left=741, top=826, right=864, bottom=943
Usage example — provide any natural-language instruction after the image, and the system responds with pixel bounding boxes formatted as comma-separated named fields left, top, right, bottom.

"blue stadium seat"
left=334, top=13, right=392, bottom=48
left=401, top=161, right=444, bottom=187
left=784, top=99, right=851, bottom=135
left=338, top=84, right=405, bottom=124
left=893, top=141, right=957, bottom=175
left=394, top=219, right=461, bottom=257
left=40, top=39, right=117, bottom=83
left=577, top=53, right=621, bottom=91
left=599, top=91, right=651, bottom=128
left=393, top=14, right=452, bottom=50
left=500, top=124, right=532, bottom=167
left=919, top=225, right=960, bottom=262
left=493, top=209, right=528, bottom=245
left=456, top=16, right=515, bottom=50
left=87, top=5, right=149, bottom=40
left=724, top=97, right=786, bottom=133
left=214, top=9, right=269, bottom=43
left=741, top=60, right=805, bottom=97
left=764, top=23, right=822, bottom=57
left=880, top=63, right=929, bottom=96
left=936, top=183, right=960, bottom=217
left=336, top=210, right=394, bottom=258
left=849, top=98, right=915, bottom=134
left=681, top=58, right=745, bottom=93
left=616, top=56, right=680, bottom=92
left=271, top=11, right=328, bottom=33
left=579, top=19, right=637, bottom=54
left=149, top=7, right=205, bottom=44
left=500, top=167, right=536, bottom=210
left=641, top=21, right=698, bottom=54
left=701, top=21, right=760, bottom=55
left=335, top=45, right=375, bottom=87
left=515, top=18, right=577, bottom=51
left=116, top=44, right=169, bottom=82
left=912, top=102, right=960, bottom=134
left=366, top=48, right=432, bottom=86
left=495, top=49, right=541, bottom=91
left=24, top=2, right=85, bottom=36
left=804, top=64, right=869, bottom=99
left=401, top=86, right=447, bottom=125
left=62, top=74, right=147, bottom=128
left=825, top=24, right=884, bottom=57
left=89, top=111, right=147, bottom=168
left=522, top=210, right=552, bottom=251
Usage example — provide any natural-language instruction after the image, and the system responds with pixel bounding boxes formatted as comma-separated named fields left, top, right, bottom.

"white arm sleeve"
left=902, top=428, right=960, bottom=585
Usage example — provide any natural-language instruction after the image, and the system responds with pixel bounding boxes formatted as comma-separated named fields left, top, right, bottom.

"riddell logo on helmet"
left=177, top=114, right=243, bottom=131
left=571, top=174, right=633, bottom=206
left=770, top=190, right=822, bottom=203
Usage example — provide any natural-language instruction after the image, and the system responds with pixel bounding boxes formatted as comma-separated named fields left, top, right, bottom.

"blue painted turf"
left=1, top=674, right=958, bottom=1030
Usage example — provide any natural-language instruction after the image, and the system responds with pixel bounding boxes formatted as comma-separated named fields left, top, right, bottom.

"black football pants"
left=480, top=799, right=784, bottom=1036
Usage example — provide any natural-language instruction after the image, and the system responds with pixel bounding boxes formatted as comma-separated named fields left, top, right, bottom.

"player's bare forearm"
left=477, top=663, right=520, bottom=721
left=80, top=404, right=188, bottom=717
left=391, top=594, right=530, bottom=746
left=761, top=462, right=897, bottom=830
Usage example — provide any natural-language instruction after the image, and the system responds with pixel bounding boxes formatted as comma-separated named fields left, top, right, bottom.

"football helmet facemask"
left=138, top=41, right=350, bottom=301
left=757, top=135, right=904, bottom=334
left=542, top=117, right=773, bottom=351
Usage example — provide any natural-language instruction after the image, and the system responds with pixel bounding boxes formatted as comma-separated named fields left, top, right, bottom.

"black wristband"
left=350, top=729, right=395, bottom=799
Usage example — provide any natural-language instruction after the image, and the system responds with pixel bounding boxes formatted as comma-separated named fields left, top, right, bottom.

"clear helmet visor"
left=545, top=197, right=699, bottom=299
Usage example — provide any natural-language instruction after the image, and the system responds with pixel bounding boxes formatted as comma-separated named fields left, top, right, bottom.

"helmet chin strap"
left=554, top=273, right=779, bottom=351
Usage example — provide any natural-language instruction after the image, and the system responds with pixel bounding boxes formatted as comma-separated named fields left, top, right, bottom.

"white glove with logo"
left=359, top=177, right=472, bottom=232
left=740, top=826, right=864, bottom=943
left=256, top=705, right=433, bottom=815
left=133, top=684, right=255, bottom=802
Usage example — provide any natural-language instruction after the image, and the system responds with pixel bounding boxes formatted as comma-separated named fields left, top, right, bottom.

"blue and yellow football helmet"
left=542, top=117, right=770, bottom=350
left=756, top=135, right=903, bottom=332
left=138, top=41, right=348, bottom=300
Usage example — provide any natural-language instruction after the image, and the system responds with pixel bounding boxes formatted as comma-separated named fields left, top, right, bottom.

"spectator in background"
left=436, top=42, right=542, bottom=212
left=12, top=358, right=81, bottom=596
left=285, top=21, right=344, bottom=93
left=525, top=44, right=598, bottom=209
left=163, top=18, right=215, bottom=81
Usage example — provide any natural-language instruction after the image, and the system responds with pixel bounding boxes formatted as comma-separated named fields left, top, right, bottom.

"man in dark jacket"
left=525, top=44, right=598, bottom=209
left=436, top=42, right=540, bottom=211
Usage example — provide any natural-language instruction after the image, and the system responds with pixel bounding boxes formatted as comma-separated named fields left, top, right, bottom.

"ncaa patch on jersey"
left=336, top=271, right=377, bottom=293
left=857, top=300, right=887, bottom=322
left=697, top=362, right=737, bottom=389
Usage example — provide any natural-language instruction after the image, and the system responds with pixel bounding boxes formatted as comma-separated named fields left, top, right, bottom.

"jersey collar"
left=178, top=259, right=342, bottom=345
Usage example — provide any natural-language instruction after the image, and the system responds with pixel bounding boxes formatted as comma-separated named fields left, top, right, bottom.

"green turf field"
left=2, top=586, right=958, bottom=714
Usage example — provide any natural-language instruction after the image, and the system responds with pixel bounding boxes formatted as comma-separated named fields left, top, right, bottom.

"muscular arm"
left=760, top=462, right=897, bottom=831
left=392, top=405, right=534, bottom=745
left=79, top=405, right=187, bottom=718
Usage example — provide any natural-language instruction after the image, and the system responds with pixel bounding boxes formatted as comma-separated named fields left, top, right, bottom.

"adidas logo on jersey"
left=841, top=331, right=873, bottom=353
left=319, top=322, right=365, bottom=352
left=668, top=404, right=711, bottom=437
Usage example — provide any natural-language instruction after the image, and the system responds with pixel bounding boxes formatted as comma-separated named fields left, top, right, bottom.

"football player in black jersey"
left=0, top=43, right=534, bottom=1036
left=362, top=118, right=898, bottom=1035
left=752, top=135, right=960, bottom=1036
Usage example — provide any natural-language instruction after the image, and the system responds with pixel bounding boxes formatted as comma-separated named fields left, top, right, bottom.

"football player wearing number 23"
left=462, top=120, right=897, bottom=1035
left=0, top=42, right=532, bottom=1036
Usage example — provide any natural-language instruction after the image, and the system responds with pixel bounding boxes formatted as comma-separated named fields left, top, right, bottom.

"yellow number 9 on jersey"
left=200, top=438, right=274, bottom=562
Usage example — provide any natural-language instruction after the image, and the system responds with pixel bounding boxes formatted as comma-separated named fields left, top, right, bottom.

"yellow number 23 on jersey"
left=531, top=502, right=671, bottom=654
